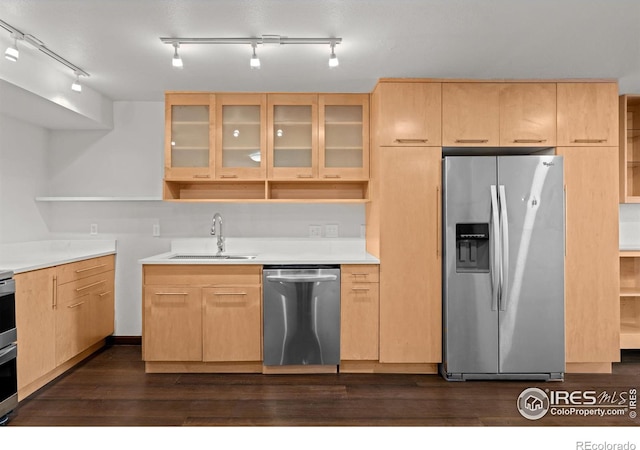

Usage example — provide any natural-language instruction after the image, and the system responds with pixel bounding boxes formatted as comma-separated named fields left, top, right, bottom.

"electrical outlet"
left=90, top=223, right=98, bottom=235
left=325, top=224, right=339, bottom=238
left=153, top=224, right=160, bottom=237
left=309, top=225, right=322, bottom=238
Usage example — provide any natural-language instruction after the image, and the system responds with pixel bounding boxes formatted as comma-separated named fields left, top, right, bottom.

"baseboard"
left=107, top=335, right=142, bottom=346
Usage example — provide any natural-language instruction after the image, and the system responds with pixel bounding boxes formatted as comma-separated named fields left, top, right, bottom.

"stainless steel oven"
left=0, top=270, right=17, bottom=425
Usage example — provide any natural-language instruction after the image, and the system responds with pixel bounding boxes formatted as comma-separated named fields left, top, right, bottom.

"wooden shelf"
left=620, top=323, right=640, bottom=349
left=619, top=251, right=640, bottom=349
left=620, top=287, right=640, bottom=297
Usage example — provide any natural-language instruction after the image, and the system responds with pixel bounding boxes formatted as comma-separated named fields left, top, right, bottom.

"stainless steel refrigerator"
left=441, top=155, right=565, bottom=381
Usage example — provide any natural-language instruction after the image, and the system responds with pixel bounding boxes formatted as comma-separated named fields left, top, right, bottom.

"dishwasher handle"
left=266, top=274, right=337, bottom=283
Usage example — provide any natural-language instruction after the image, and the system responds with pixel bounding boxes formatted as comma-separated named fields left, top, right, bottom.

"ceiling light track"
left=0, top=19, right=89, bottom=92
left=160, top=35, right=341, bottom=69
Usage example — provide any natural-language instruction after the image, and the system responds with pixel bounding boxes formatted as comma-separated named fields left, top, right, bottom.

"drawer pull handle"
left=220, top=174, right=238, bottom=178
left=351, top=273, right=369, bottom=276
left=193, top=174, right=211, bottom=179
left=212, top=292, right=247, bottom=296
left=75, top=264, right=106, bottom=273
left=98, top=291, right=112, bottom=297
left=572, top=139, right=607, bottom=143
left=68, top=301, right=86, bottom=309
left=455, top=139, right=489, bottom=144
left=76, top=280, right=106, bottom=292
left=394, top=138, right=428, bottom=144
left=155, top=292, right=189, bottom=296
left=296, top=174, right=313, bottom=179
left=351, top=287, right=370, bottom=291
left=323, top=175, right=341, bottom=179
left=53, top=275, right=58, bottom=309
left=513, top=139, right=547, bottom=143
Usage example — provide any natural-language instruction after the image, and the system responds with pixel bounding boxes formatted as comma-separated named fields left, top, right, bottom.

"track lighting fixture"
left=172, top=43, right=183, bottom=68
left=71, top=72, right=82, bottom=92
left=4, top=35, right=19, bottom=62
left=250, top=42, right=260, bottom=69
left=0, top=19, right=90, bottom=93
left=328, top=42, right=339, bottom=68
left=161, top=35, right=342, bottom=69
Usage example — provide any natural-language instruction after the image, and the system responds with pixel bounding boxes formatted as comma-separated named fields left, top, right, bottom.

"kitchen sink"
left=169, top=254, right=257, bottom=260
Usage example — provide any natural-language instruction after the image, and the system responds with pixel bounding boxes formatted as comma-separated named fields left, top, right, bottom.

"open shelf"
left=620, top=250, right=640, bottom=349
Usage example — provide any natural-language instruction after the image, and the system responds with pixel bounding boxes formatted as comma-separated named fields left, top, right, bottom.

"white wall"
left=0, top=113, right=51, bottom=243
left=620, top=204, right=640, bottom=249
left=45, top=102, right=365, bottom=336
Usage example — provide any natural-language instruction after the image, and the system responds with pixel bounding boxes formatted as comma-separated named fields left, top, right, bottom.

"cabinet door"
left=340, top=278, right=379, bottom=360
left=373, top=82, right=442, bottom=146
left=267, top=94, right=318, bottom=179
left=143, top=286, right=202, bottom=361
left=165, top=93, right=215, bottom=180
left=500, top=83, right=557, bottom=146
left=202, top=286, right=261, bottom=362
left=14, top=267, right=57, bottom=392
left=557, top=83, right=618, bottom=146
left=90, top=271, right=115, bottom=344
left=556, top=147, right=620, bottom=365
left=442, top=83, right=500, bottom=146
left=216, top=93, right=267, bottom=179
left=378, top=147, right=442, bottom=363
left=319, top=94, right=370, bottom=179
left=55, top=285, right=92, bottom=366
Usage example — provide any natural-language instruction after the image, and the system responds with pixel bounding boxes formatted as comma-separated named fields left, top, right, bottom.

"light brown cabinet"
left=372, top=82, right=442, bottom=146
left=499, top=83, right=557, bottom=146
left=376, top=146, right=442, bottom=365
left=14, top=255, right=115, bottom=399
left=619, top=94, right=640, bottom=203
left=142, top=265, right=262, bottom=372
left=557, top=82, right=618, bottom=146
left=340, top=264, right=379, bottom=362
left=442, top=83, right=501, bottom=146
left=620, top=251, right=640, bottom=349
left=556, top=146, right=620, bottom=371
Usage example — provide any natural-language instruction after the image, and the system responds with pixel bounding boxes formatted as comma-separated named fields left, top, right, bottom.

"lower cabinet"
left=340, top=264, right=379, bottom=361
left=14, top=255, right=115, bottom=399
left=142, top=264, right=262, bottom=372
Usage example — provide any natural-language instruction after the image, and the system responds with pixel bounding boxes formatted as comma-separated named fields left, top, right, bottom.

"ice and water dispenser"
left=455, top=223, right=490, bottom=273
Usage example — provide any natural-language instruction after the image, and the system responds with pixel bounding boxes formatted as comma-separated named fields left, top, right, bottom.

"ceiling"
left=1, top=0, right=640, bottom=102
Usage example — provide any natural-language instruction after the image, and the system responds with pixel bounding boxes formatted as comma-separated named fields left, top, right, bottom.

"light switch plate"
left=325, top=224, right=339, bottom=238
left=153, top=224, right=160, bottom=237
left=309, top=225, right=322, bottom=238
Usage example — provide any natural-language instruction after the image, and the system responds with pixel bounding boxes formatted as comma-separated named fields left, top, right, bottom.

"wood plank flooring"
left=6, top=345, right=640, bottom=426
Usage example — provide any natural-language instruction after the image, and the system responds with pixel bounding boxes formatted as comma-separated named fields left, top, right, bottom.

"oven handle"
left=0, top=344, right=17, bottom=365
left=266, top=274, right=337, bottom=283
left=0, top=279, right=15, bottom=296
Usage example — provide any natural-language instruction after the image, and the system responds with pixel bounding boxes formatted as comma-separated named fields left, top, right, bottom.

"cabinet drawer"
left=144, top=264, right=261, bottom=286
left=341, top=264, right=379, bottom=283
left=57, top=271, right=114, bottom=303
left=57, top=255, right=115, bottom=285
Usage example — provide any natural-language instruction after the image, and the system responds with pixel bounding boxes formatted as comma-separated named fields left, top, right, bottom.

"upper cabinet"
left=619, top=94, right=640, bottom=203
left=164, top=93, right=214, bottom=180
left=499, top=83, right=557, bottom=146
left=442, top=82, right=557, bottom=147
left=267, top=94, right=318, bottom=179
left=319, top=94, right=370, bottom=179
left=557, top=82, right=618, bottom=146
left=442, top=83, right=501, bottom=146
left=215, top=94, right=267, bottom=180
left=373, top=82, right=442, bottom=146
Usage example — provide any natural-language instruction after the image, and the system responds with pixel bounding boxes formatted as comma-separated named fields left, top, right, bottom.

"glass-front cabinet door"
left=164, top=93, right=214, bottom=179
left=319, top=94, right=369, bottom=179
left=216, top=94, right=267, bottom=179
left=267, top=94, right=318, bottom=179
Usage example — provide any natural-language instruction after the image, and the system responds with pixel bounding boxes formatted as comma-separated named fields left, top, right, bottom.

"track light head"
left=71, top=73, right=82, bottom=92
left=172, top=43, right=183, bottom=68
left=4, top=37, right=19, bottom=62
left=328, top=42, right=339, bottom=68
left=250, top=42, right=260, bottom=69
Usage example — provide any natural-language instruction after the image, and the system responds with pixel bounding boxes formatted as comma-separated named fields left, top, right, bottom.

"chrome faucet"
left=211, top=213, right=225, bottom=254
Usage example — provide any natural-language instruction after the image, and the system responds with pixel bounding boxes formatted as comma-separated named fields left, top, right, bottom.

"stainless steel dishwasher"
left=263, top=265, right=340, bottom=366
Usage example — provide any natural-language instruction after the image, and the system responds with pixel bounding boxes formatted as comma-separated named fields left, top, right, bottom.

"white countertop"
left=139, top=238, right=379, bottom=265
left=0, top=240, right=117, bottom=273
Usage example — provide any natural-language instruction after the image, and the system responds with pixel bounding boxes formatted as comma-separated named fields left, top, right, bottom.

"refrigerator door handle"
left=490, top=185, right=500, bottom=312
left=498, top=185, right=509, bottom=311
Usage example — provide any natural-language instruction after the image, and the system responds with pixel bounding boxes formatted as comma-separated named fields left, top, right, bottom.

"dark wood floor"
left=6, top=345, right=640, bottom=427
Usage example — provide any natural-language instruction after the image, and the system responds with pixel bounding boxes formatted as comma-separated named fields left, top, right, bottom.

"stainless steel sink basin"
left=169, top=254, right=257, bottom=260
